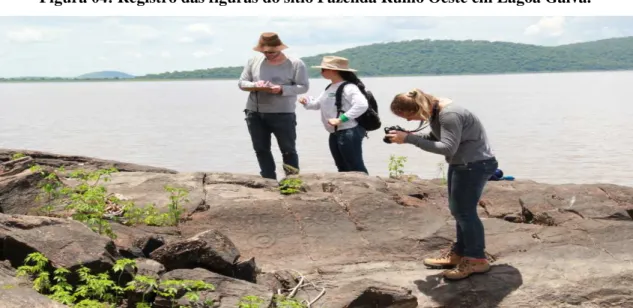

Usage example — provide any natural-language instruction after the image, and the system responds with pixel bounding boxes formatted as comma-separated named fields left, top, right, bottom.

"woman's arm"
left=412, top=129, right=437, bottom=141
left=302, top=92, right=325, bottom=110
left=339, top=84, right=368, bottom=122
left=404, top=112, right=462, bottom=156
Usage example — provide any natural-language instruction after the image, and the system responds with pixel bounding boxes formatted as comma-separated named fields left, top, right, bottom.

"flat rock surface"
left=1, top=149, right=632, bottom=307
left=179, top=173, right=633, bottom=308
left=97, top=171, right=207, bottom=215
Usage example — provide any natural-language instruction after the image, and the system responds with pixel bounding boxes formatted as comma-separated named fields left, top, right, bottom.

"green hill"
left=2, top=37, right=633, bottom=83
left=139, top=36, right=633, bottom=80
left=77, top=71, right=135, bottom=79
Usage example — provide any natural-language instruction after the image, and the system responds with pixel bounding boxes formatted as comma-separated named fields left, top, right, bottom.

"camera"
left=383, top=125, right=407, bottom=144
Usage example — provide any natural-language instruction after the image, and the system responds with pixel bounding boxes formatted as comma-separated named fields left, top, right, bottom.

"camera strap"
left=405, top=101, right=438, bottom=133
left=411, top=121, right=428, bottom=133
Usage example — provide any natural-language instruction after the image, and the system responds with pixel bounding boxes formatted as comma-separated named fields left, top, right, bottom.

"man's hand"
left=269, top=85, right=282, bottom=94
left=328, top=118, right=342, bottom=127
left=385, top=130, right=409, bottom=144
left=255, top=80, right=271, bottom=87
left=298, top=97, right=308, bottom=105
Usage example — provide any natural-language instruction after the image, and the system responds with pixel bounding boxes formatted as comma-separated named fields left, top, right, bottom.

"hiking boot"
left=423, top=249, right=462, bottom=269
left=443, top=257, right=490, bottom=281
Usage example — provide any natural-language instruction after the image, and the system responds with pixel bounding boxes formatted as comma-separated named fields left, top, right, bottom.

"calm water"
left=1, top=71, right=632, bottom=187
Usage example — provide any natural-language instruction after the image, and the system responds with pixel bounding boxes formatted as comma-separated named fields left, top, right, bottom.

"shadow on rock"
left=414, top=264, right=522, bottom=308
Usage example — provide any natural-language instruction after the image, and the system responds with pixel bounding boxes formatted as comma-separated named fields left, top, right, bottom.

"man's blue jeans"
left=328, top=125, right=368, bottom=174
left=447, top=157, right=498, bottom=259
left=245, top=110, right=299, bottom=180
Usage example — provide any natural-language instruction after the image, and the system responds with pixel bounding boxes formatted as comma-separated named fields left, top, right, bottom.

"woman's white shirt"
left=302, top=81, right=369, bottom=133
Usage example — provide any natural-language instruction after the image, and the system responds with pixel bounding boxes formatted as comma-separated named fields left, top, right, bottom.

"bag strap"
left=334, top=81, right=351, bottom=115
left=333, top=81, right=351, bottom=132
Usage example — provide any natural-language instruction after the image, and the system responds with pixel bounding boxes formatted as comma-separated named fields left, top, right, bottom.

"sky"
left=0, top=16, right=632, bottom=78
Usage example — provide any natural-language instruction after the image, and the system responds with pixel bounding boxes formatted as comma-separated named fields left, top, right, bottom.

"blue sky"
left=0, top=16, right=631, bottom=78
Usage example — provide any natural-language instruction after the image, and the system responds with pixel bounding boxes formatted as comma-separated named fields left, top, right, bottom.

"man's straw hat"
left=311, top=56, right=357, bottom=72
left=253, top=32, right=288, bottom=52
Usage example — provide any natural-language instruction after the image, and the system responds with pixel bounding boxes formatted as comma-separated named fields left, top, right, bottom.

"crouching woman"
left=385, top=89, right=498, bottom=280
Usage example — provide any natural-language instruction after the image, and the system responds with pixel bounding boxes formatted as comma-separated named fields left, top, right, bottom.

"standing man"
left=238, top=32, right=309, bottom=180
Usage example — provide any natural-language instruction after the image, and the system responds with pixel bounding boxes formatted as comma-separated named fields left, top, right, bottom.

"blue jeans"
left=328, top=125, right=368, bottom=174
left=245, top=110, right=299, bottom=180
left=447, top=157, right=498, bottom=259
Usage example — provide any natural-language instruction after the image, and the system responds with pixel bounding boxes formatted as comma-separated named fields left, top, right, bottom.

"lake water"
left=1, top=71, right=632, bottom=187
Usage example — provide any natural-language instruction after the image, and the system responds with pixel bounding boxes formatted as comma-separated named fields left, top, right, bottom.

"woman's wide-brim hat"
left=253, top=32, right=288, bottom=52
left=311, top=56, right=357, bottom=72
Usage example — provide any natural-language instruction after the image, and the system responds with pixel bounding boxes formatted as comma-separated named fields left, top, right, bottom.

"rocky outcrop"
left=0, top=214, right=120, bottom=272
left=0, top=162, right=49, bottom=215
left=1, top=149, right=633, bottom=307
left=149, top=229, right=243, bottom=277
left=0, top=149, right=177, bottom=174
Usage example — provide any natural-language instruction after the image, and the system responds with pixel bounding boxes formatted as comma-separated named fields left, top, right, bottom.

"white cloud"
left=6, top=27, right=64, bottom=43
left=186, top=23, right=214, bottom=35
left=125, top=51, right=143, bottom=58
left=0, top=16, right=630, bottom=78
left=179, top=37, right=195, bottom=43
left=103, top=40, right=136, bottom=45
left=525, top=16, right=566, bottom=37
left=192, top=48, right=222, bottom=58
left=119, top=24, right=161, bottom=41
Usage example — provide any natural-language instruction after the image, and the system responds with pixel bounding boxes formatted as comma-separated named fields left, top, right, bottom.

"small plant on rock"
left=238, top=295, right=308, bottom=308
left=17, top=252, right=217, bottom=308
left=47, top=267, right=74, bottom=305
left=147, top=278, right=215, bottom=307
left=10, top=152, right=26, bottom=160
left=164, top=185, right=188, bottom=226
left=64, top=167, right=120, bottom=239
left=274, top=295, right=308, bottom=308
left=121, top=185, right=190, bottom=227
left=29, top=164, right=66, bottom=216
left=122, top=202, right=170, bottom=227
left=239, top=295, right=266, bottom=308
left=279, top=178, right=303, bottom=195
left=437, top=161, right=447, bottom=185
left=388, top=154, right=407, bottom=178
left=15, top=252, right=51, bottom=293
left=278, top=164, right=303, bottom=195
left=29, top=164, right=125, bottom=235
left=29, top=162, right=196, bottom=232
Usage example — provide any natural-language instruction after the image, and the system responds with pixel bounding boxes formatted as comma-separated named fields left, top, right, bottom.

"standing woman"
left=385, top=89, right=498, bottom=280
left=298, top=56, right=369, bottom=174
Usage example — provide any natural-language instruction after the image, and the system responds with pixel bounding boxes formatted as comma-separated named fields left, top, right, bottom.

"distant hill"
left=77, top=71, right=135, bottom=79
left=2, top=37, right=633, bottom=82
left=139, top=36, right=633, bottom=79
